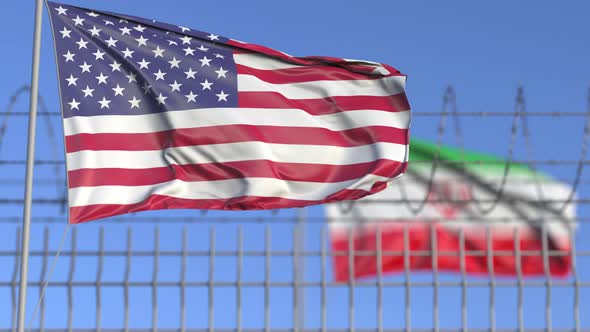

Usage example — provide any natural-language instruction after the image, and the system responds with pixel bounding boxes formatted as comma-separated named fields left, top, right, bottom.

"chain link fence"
left=0, top=86, right=588, bottom=331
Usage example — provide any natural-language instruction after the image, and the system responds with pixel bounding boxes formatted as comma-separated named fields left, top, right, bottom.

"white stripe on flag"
left=237, top=75, right=406, bottom=98
left=69, top=174, right=391, bottom=207
left=63, top=108, right=410, bottom=135
left=66, top=142, right=408, bottom=170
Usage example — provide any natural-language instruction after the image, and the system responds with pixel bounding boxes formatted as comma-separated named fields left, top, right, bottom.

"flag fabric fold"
left=46, top=2, right=411, bottom=224
left=327, top=139, right=576, bottom=281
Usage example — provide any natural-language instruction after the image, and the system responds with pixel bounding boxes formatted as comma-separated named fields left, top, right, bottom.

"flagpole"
left=17, top=0, right=44, bottom=331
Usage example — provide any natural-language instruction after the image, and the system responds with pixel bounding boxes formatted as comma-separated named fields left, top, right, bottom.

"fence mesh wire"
left=0, top=86, right=588, bottom=331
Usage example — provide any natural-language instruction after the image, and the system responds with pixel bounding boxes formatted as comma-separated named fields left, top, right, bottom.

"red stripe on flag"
left=65, top=125, right=409, bottom=153
left=236, top=64, right=390, bottom=83
left=69, top=181, right=390, bottom=224
left=238, top=92, right=410, bottom=115
left=68, top=159, right=407, bottom=188
left=330, top=223, right=571, bottom=281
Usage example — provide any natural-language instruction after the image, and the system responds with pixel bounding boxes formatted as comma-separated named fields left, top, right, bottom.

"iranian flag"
left=327, top=139, right=576, bottom=281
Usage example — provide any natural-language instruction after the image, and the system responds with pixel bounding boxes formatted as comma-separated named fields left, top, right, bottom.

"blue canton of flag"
left=48, top=2, right=238, bottom=118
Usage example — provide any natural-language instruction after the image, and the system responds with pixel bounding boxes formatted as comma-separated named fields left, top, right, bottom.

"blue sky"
left=0, top=0, right=589, bottom=330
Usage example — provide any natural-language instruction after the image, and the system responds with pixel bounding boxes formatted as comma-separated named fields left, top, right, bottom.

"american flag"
left=47, top=1, right=411, bottom=224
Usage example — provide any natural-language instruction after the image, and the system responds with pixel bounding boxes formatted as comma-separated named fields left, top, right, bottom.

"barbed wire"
left=1, top=85, right=66, bottom=213
left=339, top=86, right=590, bottom=217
